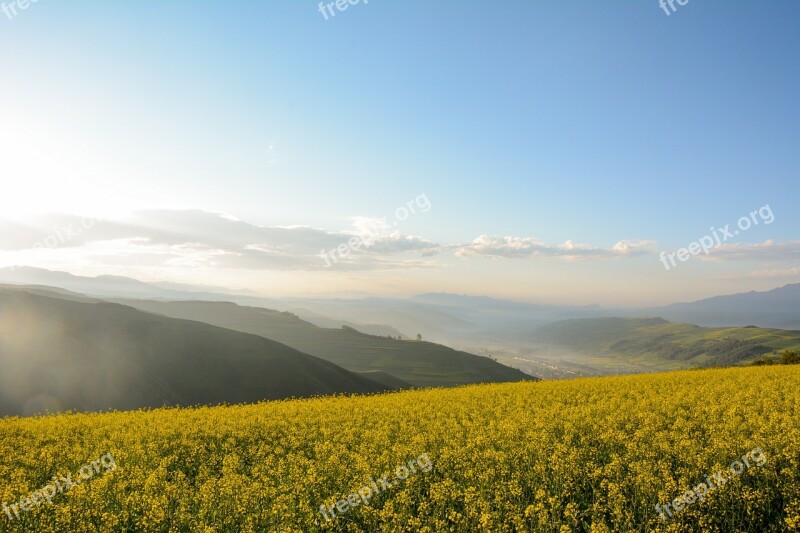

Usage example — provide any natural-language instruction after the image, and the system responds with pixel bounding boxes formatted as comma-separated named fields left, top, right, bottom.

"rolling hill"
left=109, top=299, right=536, bottom=387
left=535, top=316, right=800, bottom=370
left=0, top=287, right=390, bottom=417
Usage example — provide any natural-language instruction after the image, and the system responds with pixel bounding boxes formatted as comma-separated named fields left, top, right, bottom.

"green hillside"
left=113, top=299, right=535, bottom=387
left=536, top=317, right=800, bottom=369
left=0, top=289, right=390, bottom=417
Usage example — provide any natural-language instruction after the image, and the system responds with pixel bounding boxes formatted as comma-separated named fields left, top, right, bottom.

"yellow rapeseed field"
left=1, top=366, right=798, bottom=532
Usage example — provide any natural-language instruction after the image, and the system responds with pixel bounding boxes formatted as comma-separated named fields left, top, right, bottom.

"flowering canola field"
left=1, top=366, right=798, bottom=532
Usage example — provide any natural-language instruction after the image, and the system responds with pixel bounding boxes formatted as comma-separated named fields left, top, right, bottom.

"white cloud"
left=0, top=210, right=664, bottom=272
left=453, top=235, right=654, bottom=260
left=746, top=267, right=800, bottom=279
left=699, top=240, right=800, bottom=262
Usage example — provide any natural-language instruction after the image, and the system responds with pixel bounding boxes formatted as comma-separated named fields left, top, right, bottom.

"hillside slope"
left=536, top=316, right=800, bottom=368
left=112, top=299, right=535, bottom=387
left=0, top=289, right=388, bottom=416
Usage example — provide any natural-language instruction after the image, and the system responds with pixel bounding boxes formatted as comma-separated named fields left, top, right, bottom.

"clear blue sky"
left=1, top=0, right=798, bottom=304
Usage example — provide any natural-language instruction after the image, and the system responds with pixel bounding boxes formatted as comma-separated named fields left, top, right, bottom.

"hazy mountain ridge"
left=0, top=267, right=401, bottom=337
left=637, top=283, right=800, bottom=329
left=5, top=267, right=799, bottom=335
left=284, top=308, right=406, bottom=338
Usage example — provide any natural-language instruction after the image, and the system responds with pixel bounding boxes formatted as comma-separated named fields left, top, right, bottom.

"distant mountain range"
left=0, top=266, right=252, bottom=301
left=276, top=286, right=800, bottom=344
left=634, top=284, right=800, bottom=330
left=3, top=267, right=798, bottom=334
left=0, top=267, right=412, bottom=337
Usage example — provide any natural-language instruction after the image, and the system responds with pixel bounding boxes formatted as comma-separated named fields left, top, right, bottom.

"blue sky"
left=0, top=0, right=798, bottom=305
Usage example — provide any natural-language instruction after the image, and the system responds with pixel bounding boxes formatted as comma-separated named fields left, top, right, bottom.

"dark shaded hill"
left=0, top=289, right=388, bottom=417
left=111, top=299, right=536, bottom=387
